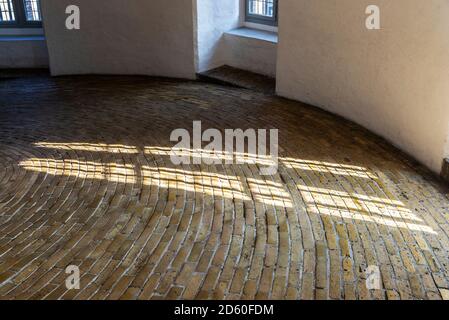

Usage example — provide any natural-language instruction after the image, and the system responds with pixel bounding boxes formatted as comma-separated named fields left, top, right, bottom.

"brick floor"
left=0, top=75, right=449, bottom=300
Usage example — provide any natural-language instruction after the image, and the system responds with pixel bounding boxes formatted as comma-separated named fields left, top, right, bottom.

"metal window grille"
left=0, top=0, right=41, bottom=27
left=246, top=0, right=278, bottom=26
left=0, top=0, right=15, bottom=22
left=23, top=0, right=41, bottom=21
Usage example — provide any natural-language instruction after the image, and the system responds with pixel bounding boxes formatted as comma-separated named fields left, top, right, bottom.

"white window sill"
left=0, top=28, right=44, bottom=36
left=225, top=27, right=278, bottom=44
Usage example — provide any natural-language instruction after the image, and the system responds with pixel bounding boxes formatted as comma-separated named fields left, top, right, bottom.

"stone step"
left=198, top=65, right=276, bottom=95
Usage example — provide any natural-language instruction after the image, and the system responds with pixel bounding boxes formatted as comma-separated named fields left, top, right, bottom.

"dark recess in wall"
left=441, top=158, right=449, bottom=183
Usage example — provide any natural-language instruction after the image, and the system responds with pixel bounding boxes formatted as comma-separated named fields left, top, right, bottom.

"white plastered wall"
left=40, top=0, right=197, bottom=78
left=276, top=0, right=449, bottom=174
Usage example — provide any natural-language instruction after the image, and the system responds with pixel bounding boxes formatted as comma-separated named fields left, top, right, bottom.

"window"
left=0, top=0, right=41, bottom=27
left=245, top=0, right=278, bottom=26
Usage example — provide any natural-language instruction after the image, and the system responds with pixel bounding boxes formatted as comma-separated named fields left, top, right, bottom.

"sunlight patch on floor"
left=35, top=142, right=139, bottom=154
left=18, top=142, right=438, bottom=236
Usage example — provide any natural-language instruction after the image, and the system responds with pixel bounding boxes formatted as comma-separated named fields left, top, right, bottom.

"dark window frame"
left=245, top=0, right=278, bottom=26
left=0, top=0, right=42, bottom=28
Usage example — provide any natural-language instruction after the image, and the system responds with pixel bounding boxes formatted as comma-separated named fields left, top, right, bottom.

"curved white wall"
left=41, top=0, right=196, bottom=78
left=276, top=0, right=449, bottom=174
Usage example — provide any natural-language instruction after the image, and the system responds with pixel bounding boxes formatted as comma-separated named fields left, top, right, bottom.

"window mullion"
left=12, top=0, right=25, bottom=26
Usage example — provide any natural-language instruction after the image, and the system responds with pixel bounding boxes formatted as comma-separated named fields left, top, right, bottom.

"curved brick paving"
left=1, top=75, right=449, bottom=300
